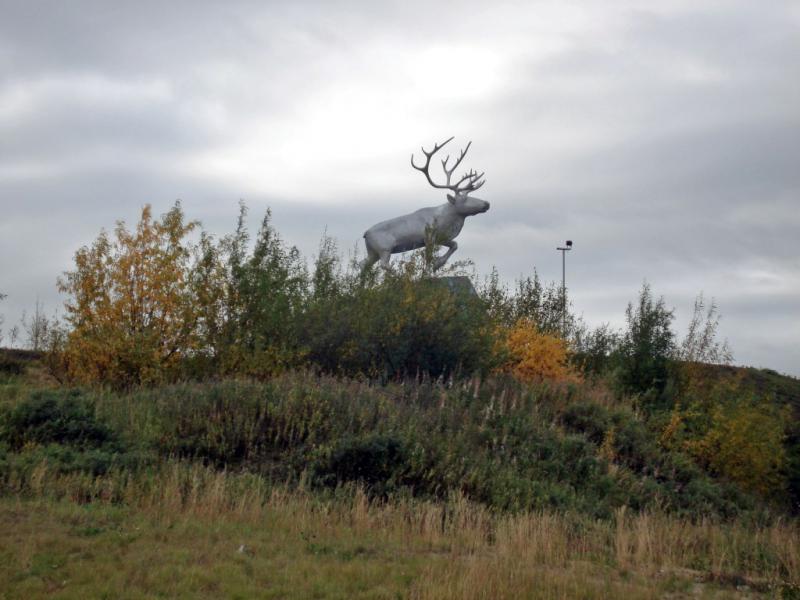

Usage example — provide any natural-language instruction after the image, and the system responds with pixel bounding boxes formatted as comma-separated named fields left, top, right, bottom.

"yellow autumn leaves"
left=660, top=371, right=788, bottom=499
left=57, top=204, right=199, bottom=386
left=496, top=319, right=582, bottom=385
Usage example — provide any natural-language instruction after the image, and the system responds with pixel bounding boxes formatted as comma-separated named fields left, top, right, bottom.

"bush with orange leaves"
left=498, top=319, right=582, bottom=384
left=57, top=202, right=199, bottom=387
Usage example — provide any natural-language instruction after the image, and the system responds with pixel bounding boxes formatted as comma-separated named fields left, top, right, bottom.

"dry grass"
left=2, top=461, right=798, bottom=598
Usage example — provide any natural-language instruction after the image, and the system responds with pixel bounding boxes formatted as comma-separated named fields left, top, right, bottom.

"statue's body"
left=361, top=137, right=490, bottom=272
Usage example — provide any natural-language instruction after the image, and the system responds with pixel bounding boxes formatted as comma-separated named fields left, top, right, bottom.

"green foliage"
left=302, top=251, right=496, bottom=379
left=560, top=402, right=610, bottom=445
left=227, top=208, right=309, bottom=374
left=480, top=268, right=578, bottom=336
left=560, top=401, right=752, bottom=518
left=614, top=282, right=676, bottom=400
left=572, top=323, right=620, bottom=376
left=0, top=390, right=117, bottom=451
left=314, top=434, right=408, bottom=496
left=2, top=366, right=793, bottom=520
left=724, top=367, right=800, bottom=510
left=678, top=294, right=733, bottom=365
left=55, top=202, right=499, bottom=383
left=0, top=390, right=148, bottom=490
left=66, top=374, right=757, bottom=519
left=665, top=386, right=788, bottom=500
left=0, top=443, right=143, bottom=482
left=700, top=398, right=786, bottom=498
left=0, top=355, right=25, bottom=376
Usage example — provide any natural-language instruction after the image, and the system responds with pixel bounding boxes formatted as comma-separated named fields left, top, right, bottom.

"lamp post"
left=556, top=240, right=573, bottom=338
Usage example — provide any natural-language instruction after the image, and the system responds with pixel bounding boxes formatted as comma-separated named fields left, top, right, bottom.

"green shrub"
left=560, top=402, right=610, bottom=444
left=613, top=282, right=676, bottom=399
left=0, top=390, right=118, bottom=451
left=559, top=399, right=754, bottom=518
left=0, top=391, right=148, bottom=492
left=302, top=260, right=496, bottom=379
left=313, top=434, right=408, bottom=495
left=1, top=444, right=144, bottom=479
left=609, top=413, right=659, bottom=473
left=17, top=374, right=758, bottom=520
left=0, top=355, right=24, bottom=376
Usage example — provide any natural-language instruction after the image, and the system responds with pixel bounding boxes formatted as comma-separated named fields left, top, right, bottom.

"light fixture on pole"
left=556, top=240, right=573, bottom=337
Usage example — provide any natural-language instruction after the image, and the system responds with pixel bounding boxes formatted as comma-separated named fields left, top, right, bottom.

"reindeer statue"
left=360, top=137, right=490, bottom=273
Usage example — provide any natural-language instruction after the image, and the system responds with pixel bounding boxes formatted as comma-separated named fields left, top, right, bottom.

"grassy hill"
left=1, top=349, right=799, bottom=597
left=739, top=366, right=800, bottom=411
left=676, top=360, right=800, bottom=411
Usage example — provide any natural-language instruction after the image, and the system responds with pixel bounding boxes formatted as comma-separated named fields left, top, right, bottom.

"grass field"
left=1, top=463, right=799, bottom=599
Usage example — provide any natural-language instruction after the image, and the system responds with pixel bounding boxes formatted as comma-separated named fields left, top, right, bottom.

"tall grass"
left=4, top=460, right=798, bottom=598
left=0, top=371, right=764, bottom=518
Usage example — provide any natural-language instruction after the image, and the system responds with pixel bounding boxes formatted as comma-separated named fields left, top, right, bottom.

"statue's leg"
left=379, top=251, right=391, bottom=269
left=433, top=240, right=458, bottom=270
left=360, top=247, right=380, bottom=274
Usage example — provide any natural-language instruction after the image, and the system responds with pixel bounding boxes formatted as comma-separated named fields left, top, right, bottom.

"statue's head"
left=447, top=191, right=490, bottom=216
left=411, top=136, right=489, bottom=217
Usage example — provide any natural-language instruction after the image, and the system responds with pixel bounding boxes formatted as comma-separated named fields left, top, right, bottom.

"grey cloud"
left=0, top=82, right=215, bottom=165
left=0, top=0, right=798, bottom=376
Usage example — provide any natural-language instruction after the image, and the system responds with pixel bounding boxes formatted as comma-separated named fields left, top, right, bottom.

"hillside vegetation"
left=1, top=202, right=799, bottom=598
left=1, top=363, right=799, bottom=598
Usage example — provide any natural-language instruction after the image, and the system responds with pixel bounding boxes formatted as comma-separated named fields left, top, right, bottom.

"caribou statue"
left=360, top=137, right=490, bottom=273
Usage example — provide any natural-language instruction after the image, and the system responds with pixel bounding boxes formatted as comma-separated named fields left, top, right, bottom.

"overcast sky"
left=1, top=0, right=798, bottom=375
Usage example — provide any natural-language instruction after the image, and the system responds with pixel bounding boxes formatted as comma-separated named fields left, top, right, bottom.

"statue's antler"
left=411, top=137, right=485, bottom=194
